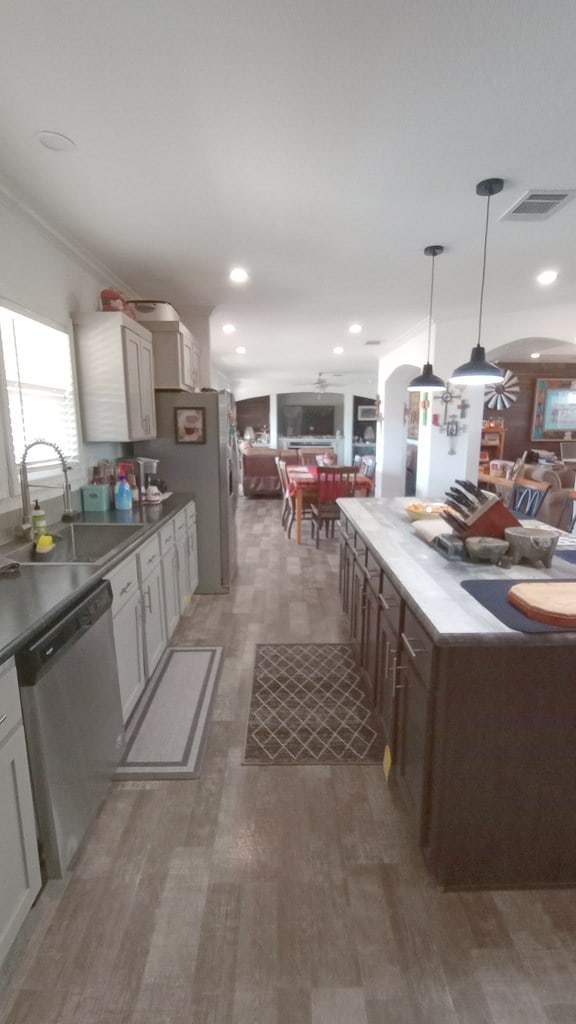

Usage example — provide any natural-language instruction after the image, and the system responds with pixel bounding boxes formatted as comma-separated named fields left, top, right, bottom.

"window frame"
left=0, top=297, right=85, bottom=507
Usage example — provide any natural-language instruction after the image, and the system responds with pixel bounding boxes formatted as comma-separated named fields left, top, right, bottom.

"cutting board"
left=508, top=581, right=576, bottom=627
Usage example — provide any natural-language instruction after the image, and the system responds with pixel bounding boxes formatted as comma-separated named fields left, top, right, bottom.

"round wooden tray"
left=508, top=581, right=576, bottom=627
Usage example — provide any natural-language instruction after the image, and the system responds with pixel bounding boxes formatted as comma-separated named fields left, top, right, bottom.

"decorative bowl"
left=405, top=502, right=448, bottom=522
left=465, top=536, right=509, bottom=564
left=504, top=526, right=560, bottom=568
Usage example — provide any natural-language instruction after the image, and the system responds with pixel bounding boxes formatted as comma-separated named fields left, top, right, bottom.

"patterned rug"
left=243, top=643, right=384, bottom=765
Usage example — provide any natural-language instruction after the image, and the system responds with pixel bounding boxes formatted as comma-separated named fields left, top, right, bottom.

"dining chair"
left=309, top=466, right=357, bottom=547
left=298, top=447, right=334, bottom=465
left=509, top=476, right=551, bottom=519
left=275, top=457, right=293, bottom=530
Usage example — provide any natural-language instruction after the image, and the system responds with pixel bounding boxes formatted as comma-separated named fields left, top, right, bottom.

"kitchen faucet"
left=18, top=439, right=79, bottom=538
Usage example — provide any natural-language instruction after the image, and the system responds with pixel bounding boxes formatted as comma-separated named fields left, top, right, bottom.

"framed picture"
left=531, top=379, right=576, bottom=441
left=358, top=405, right=377, bottom=421
left=175, top=407, right=206, bottom=444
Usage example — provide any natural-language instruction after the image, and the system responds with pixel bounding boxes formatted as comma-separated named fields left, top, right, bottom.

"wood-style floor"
left=2, top=497, right=576, bottom=1023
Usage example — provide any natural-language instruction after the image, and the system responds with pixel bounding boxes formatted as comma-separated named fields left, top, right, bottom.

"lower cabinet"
left=0, top=658, right=41, bottom=968
left=159, top=521, right=180, bottom=639
left=106, top=553, right=145, bottom=722
left=138, top=535, right=167, bottom=679
left=185, top=501, right=199, bottom=596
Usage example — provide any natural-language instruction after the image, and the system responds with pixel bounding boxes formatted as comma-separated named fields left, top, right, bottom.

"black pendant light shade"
left=407, top=244, right=446, bottom=393
left=450, top=178, right=506, bottom=386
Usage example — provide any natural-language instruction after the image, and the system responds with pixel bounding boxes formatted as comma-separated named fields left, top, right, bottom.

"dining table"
left=286, top=464, right=373, bottom=544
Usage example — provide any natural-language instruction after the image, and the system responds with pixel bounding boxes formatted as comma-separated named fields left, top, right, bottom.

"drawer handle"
left=144, top=586, right=152, bottom=613
left=147, top=554, right=156, bottom=565
left=378, top=593, right=397, bottom=612
left=0, top=713, right=7, bottom=728
left=401, top=633, right=426, bottom=660
left=393, top=662, right=406, bottom=695
left=120, top=579, right=134, bottom=595
left=363, top=567, right=379, bottom=581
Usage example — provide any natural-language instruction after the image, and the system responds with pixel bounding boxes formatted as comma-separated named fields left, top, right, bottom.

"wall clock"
left=484, top=370, right=520, bottom=410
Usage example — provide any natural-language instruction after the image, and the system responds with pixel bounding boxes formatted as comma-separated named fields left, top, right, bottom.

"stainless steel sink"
left=7, top=523, right=145, bottom=565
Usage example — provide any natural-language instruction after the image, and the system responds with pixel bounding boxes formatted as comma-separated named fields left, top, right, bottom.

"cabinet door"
left=375, top=608, right=398, bottom=748
left=142, top=562, right=167, bottom=678
left=138, top=335, right=156, bottom=437
left=176, top=535, right=189, bottom=612
left=350, top=556, right=365, bottom=658
left=187, top=520, right=199, bottom=595
left=339, top=528, right=351, bottom=614
left=123, top=327, right=144, bottom=438
left=112, top=588, right=145, bottom=722
left=162, top=547, right=180, bottom=639
left=395, top=658, right=432, bottom=840
left=181, top=329, right=194, bottom=390
left=362, top=578, right=380, bottom=706
left=0, top=725, right=42, bottom=967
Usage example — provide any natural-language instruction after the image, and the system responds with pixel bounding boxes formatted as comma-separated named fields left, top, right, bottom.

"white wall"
left=0, top=184, right=134, bottom=518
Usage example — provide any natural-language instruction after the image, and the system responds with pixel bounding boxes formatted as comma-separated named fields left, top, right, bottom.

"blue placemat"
left=555, top=550, right=576, bottom=564
left=460, top=578, right=576, bottom=633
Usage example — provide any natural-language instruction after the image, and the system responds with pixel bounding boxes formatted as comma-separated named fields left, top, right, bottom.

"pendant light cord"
left=476, top=191, right=492, bottom=347
left=426, top=253, right=436, bottom=362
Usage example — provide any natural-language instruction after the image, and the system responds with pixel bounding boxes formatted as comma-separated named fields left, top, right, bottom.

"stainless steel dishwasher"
left=16, top=580, right=125, bottom=879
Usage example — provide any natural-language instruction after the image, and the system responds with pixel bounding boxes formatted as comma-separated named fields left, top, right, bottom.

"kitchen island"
left=338, top=497, right=576, bottom=890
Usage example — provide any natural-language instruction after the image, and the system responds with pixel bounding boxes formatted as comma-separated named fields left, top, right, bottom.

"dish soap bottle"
left=114, top=474, right=132, bottom=510
left=32, top=499, right=47, bottom=536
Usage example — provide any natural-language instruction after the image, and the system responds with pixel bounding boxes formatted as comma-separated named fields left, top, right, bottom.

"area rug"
left=115, top=646, right=223, bottom=780
left=243, top=643, right=384, bottom=765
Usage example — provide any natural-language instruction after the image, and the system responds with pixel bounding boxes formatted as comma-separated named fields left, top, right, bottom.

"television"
left=281, top=404, right=335, bottom=437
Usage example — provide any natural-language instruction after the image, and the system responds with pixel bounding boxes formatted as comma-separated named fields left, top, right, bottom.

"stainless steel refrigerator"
left=135, top=390, right=237, bottom=593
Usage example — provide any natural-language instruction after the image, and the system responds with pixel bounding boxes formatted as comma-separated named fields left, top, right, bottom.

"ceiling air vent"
left=500, top=189, right=576, bottom=222
left=364, top=340, right=381, bottom=346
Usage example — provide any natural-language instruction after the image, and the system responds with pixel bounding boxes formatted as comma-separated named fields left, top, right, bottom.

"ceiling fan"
left=302, top=371, right=346, bottom=394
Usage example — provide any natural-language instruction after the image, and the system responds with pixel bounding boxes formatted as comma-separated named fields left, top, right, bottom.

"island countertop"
left=337, top=496, right=576, bottom=642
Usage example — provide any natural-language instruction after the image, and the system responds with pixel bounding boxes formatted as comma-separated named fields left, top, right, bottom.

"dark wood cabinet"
left=374, top=579, right=403, bottom=748
left=338, top=522, right=354, bottom=617
left=339, top=500, right=576, bottom=890
left=350, top=544, right=366, bottom=660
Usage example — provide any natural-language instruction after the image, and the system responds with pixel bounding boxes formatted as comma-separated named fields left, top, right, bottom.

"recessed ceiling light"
left=222, top=323, right=236, bottom=334
left=537, top=269, right=558, bottom=285
left=348, top=323, right=362, bottom=334
left=38, top=131, right=76, bottom=152
left=229, top=267, right=249, bottom=284
left=235, top=346, right=246, bottom=354
left=333, top=346, right=344, bottom=355
left=530, top=352, right=541, bottom=359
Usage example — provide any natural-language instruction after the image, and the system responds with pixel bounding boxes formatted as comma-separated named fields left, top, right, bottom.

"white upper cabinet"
left=73, top=313, right=156, bottom=441
left=139, top=320, right=199, bottom=392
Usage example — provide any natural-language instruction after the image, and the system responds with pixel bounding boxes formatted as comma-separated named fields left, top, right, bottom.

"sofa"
left=520, top=462, right=575, bottom=531
left=241, top=447, right=298, bottom=497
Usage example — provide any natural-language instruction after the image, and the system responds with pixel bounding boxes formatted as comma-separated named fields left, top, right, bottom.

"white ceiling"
left=2, top=0, right=576, bottom=387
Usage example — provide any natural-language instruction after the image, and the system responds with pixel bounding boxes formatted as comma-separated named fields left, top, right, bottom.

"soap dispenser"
left=32, top=499, right=47, bottom=536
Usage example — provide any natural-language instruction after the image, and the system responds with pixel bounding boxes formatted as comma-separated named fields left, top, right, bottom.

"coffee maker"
left=135, top=457, right=160, bottom=501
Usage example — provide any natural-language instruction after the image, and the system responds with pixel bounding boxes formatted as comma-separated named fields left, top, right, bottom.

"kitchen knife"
left=455, top=479, right=489, bottom=504
left=446, top=487, right=476, bottom=513
left=441, top=510, right=468, bottom=535
left=444, top=496, right=470, bottom=519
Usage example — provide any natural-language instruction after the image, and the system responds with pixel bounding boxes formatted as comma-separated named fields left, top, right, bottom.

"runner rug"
left=243, top=643, right=384, bottom=765
left=115, top=646, right=223, bottom=780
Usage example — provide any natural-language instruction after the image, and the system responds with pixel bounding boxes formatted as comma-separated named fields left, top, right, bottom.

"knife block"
left=444, top=493, right=520, bottom=540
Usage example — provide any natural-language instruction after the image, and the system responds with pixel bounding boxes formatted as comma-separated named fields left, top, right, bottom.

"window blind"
left=0, top=307, right=79, bottom=467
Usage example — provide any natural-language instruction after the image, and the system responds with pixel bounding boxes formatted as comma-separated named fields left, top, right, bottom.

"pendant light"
left=407, top=245, right=446, bottom=392
left=450, top=178, right=506, bottom=386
